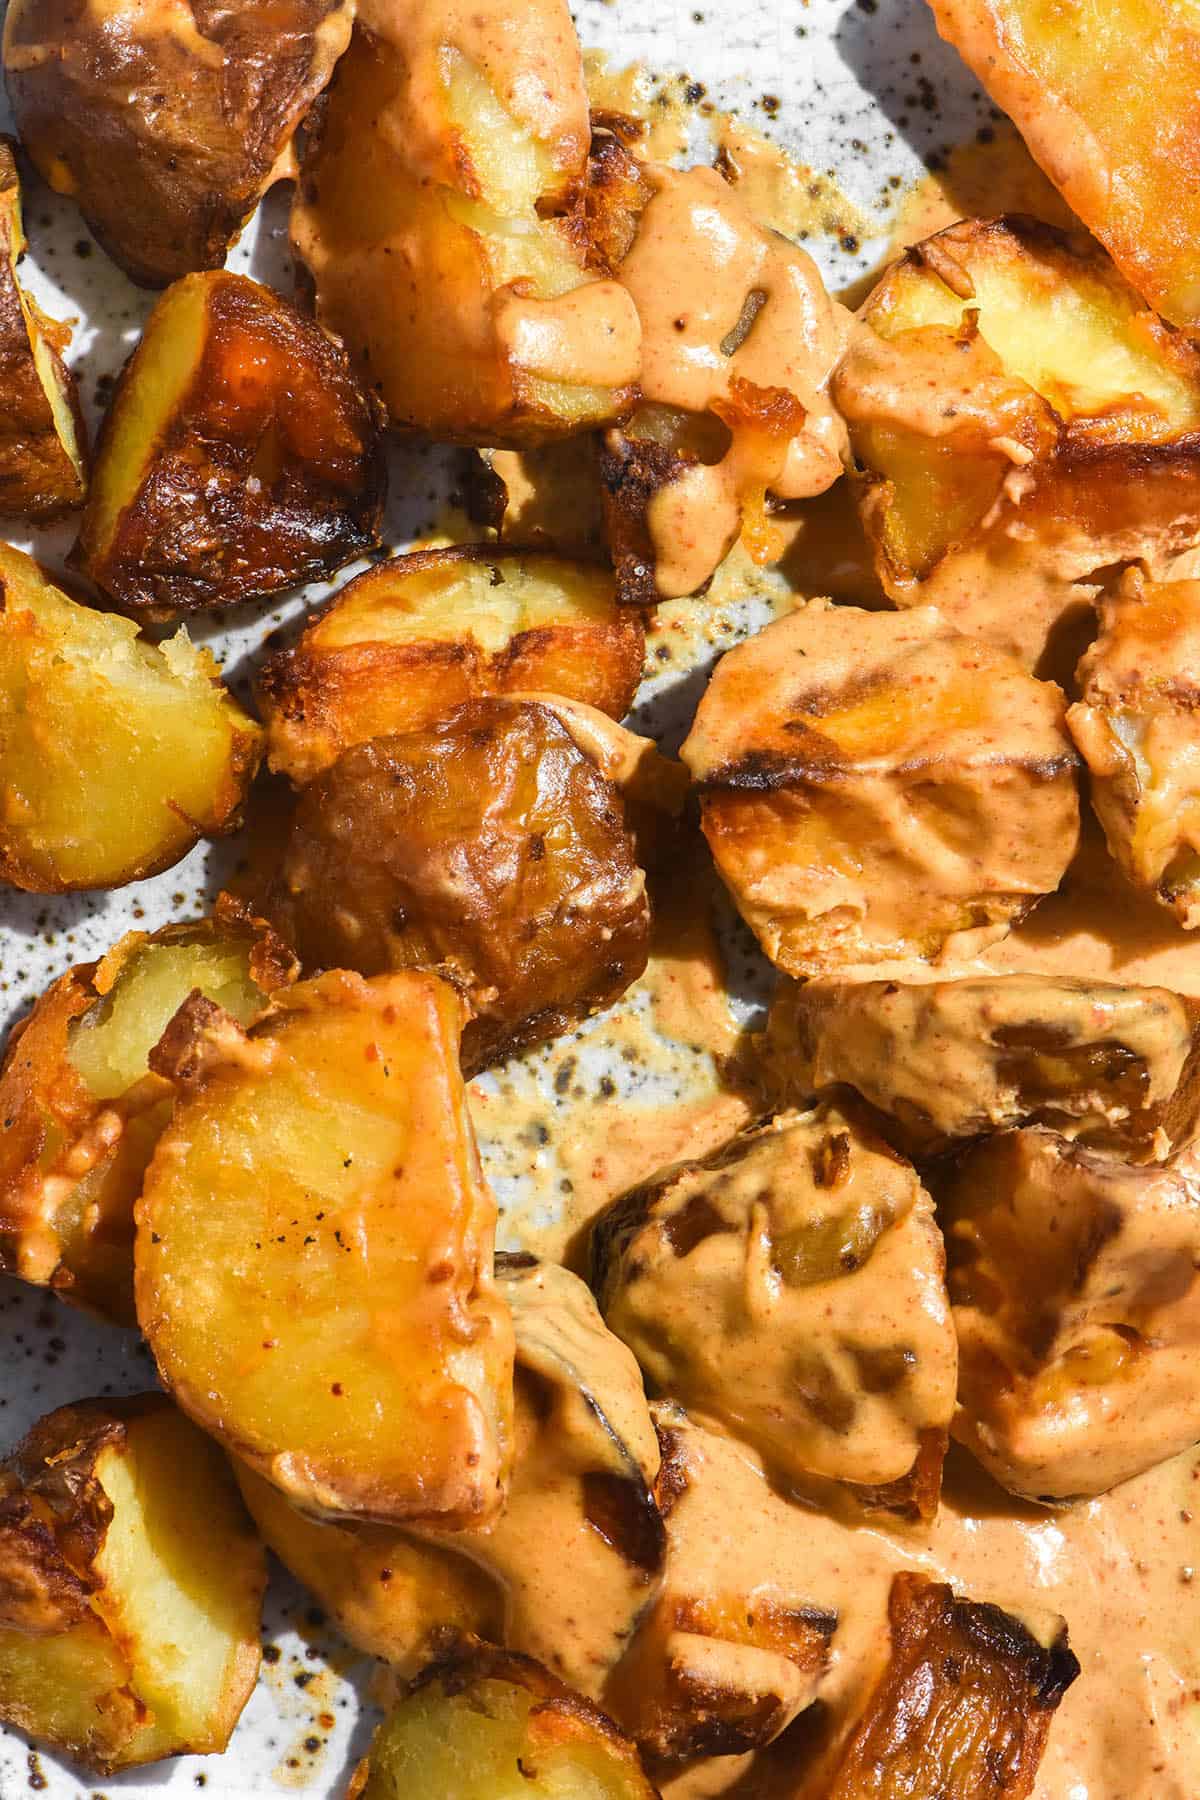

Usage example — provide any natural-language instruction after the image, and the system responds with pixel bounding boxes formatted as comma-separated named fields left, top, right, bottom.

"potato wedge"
left=681, top=602, right=1079, bottom=976
left=351, top=1647, right=658, bottom=1800
left=258, top=547, right=643, bottom=784
left=943, top=1127, right=1200, bottom=1499
left=3, top=0, right=354, bottom=287
left=136, top=969, right=514, bottom=1529
left=0, top=139, right=86, bottom=519
left=822, top=1572, right=1079, bottom=1799
left=594, top=1105, right=956, bottom=1516
left=0, top=542, right=262, bottom=891
left=269, top=698, right=651, bottom=1071
left=835, top=217, right=1200, bottom=670
left=72, top=271, right=384, bottom=619
left=0, top=1395, right=264, bottom=1775
left=764, top=972, right=1200, bottom=1163
left=0, top=899, right=295, bottom=1325
left=290, top=0, right=641, bottom=446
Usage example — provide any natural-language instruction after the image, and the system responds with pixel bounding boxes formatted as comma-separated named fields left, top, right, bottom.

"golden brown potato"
left=681, top=602, right=1079, bottom=976
left=764, top=972, right=1200, bottom=1163
left=465, top=440, right=608, bottom=555
left=3, top=0, right=354, bottom=287
left=73, top=270, right=384, bottom=619
left=0, top=899, right=295, bottom=1326
left=822, top=1573, right=1079, bottom=1799
left=0, top=1395, right=265, bottom=1775
left=0, top=139, right=87, bottom=519
left=942, top=1127, right=1200, bottom=1499
left=351, top=1647, right=659, bottom=1800
left=268, top=697, right=652, bottom=1070
left=136, top=968, right=515, bottom=1529
left=835, top=217, right=1200, bottom=670
left=594, top=1105, right=956, bottom=1518
left=0, top=542, right=262, bottom=891
left=258, top=547, right=643, bottom=784
left=290, top=0, right=641, bottom=446
left=1068, top=572, right=1200, bottom=927
left=928, top=0, right=1200, bottom=327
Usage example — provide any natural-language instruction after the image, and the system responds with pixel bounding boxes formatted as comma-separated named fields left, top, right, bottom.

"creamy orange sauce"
left=712, top=116, right=872, bottom=250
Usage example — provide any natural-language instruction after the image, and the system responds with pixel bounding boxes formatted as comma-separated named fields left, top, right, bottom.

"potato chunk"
left=0, top=1396, right=264, bottom=1774
left=136, top=969, right=515, bottom=1528
left=943, top=1127, right=1200, bottom=1498
left=765, top=972, right=1200, bottom=1163
left=351, top=1648, right=658, bottom=1800
left=72, top=271, right=384, bottom=619
left=822, top=1573, right=1079, bottom=1799
left=0, top=900, right=295, bottom=1325
left=835, top=217, right=1200, bottom=669
left=681, top=602, right=1078, bottom=976
left=595, top=1105, right=956, bottom=1516
left=3, top=0, right=353, bottom=287
left=0, top=542, right=262, bottom=891
left=258, top=547, right=643, bottom=784
left=269, top=698, right=651, bottom=1070
left=465, top=441, right=607, bottom=555
left=0, top=139, right=86, bottom=518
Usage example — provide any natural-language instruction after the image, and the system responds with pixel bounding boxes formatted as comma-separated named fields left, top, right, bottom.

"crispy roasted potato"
left=764, top=972, right=1200, bottom=1163
left=268, top=698, right=652, bottom=1070
left=136, top=969, right=514, bottom=1529
left=681, top=602, right=1079, bottom=976
left=822, top=1572, right=1079, bottom=1799
left=258, top=547, right=643, bottom=784
left=942, top=1126, right=1200, bottom=1499
left=465, top=441, right=608, bottom=555
left=928, top=0, right=1200, bottom=327
left=0, top=139, right=86, bottom=519
left=0, top=542, right=262, bottom=891
left=604, top=1404, right=836, bottom=1764
left=0, top=1395, right=264, bottom=1775
left=0, top=899, right=295, bottom=1326
left=3, top=0, right=354, bottom=287
left=835, top=217, right=1200, bottom=669
left=594, top=1105, right=956, bottom=1517
left=290, top=0, right=641, bottom=446
left=1068, top=572, right=1200, bottom=927
left=72, top=271, right=384, bottom=619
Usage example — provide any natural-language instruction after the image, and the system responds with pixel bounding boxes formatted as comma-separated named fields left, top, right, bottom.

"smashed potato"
left=594, top=1105, right=956, bottom=1517
left=0, top=1396, right=264, bottom=1774
left=0, top=900, right=295, bottom=1326
left=73, top=271, right=384, bottom=619
left=136, top=969, right=514, bottom=1529
left=270, top=698, right=651, bottom=1070
left=259, top=547, right=643, bottom=784
left=0, top=139, right=86, bottom=519
left=943, top=1127, right=1200, bottom=1499
left=465, top=441, right=608, bottom=555
left=3, top=0, right=354, bottom=286
left=681, top=602, right=1079, bottom=976
left=765, top=972, right=1200, bottom=1163
left=0, top=542, right=262, bottom=891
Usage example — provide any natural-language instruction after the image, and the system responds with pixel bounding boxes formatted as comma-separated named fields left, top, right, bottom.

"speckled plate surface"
left=0, top=3, right=990, bottom=1795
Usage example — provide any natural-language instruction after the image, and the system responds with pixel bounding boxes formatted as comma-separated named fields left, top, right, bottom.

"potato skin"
left=269, top=698, right=651, bottom=1070
left=3, top=0, right=354, bottom=287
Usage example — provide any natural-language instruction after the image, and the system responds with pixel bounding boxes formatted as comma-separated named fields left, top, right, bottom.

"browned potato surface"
left=136, top=969, right=514, bottom=1529
left=943, top=1127, right=1200, bottom=1499
left=259, top=547, right=643, bottom=784
left=0, top=1395, right=264, bottom=1774
left=0, top=139, right=86, bottom=518
left=594, top=1105, right=956, bottom=1517
left=269, top=698, right=651, bottom=1070
left=0, top=900, right=295, bottom=1326
left=73, top=270, right=384, bottom=619
left=765, top=972, right=1200, bottom=1163
left=0, top=542, right=262, bottom=891
left=681, top=602, right=1079, bottom=976
left=3, top=0, right=354, bottom=287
